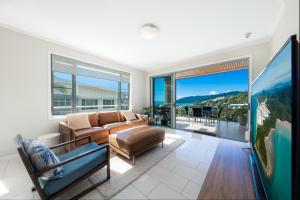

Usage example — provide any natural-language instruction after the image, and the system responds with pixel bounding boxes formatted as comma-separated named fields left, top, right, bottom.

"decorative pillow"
left=23, top=139, right=64, bottom=180
left=88, top=112, right=99, bottom=127
left=66, top=113, right=91, bottom=130
left=122, top=111, right=137, bottom=121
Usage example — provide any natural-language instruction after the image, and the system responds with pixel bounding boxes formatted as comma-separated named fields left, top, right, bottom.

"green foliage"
left=54, top=84, right=69, bottom=95
left=255, top=87, right=292, bottom=167
left=193, top=92, right=249, bottom=122
left=236, top=108, right=248, bottom=117
left=143, top=106, right=153, bottom=116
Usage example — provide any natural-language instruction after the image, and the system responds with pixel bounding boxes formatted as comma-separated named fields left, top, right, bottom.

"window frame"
left=103, top=99, right=115, bottom=109
left=81, top=99, right=99, bottom=110
left=51, top=71, right=73, bottom=117
left=50, top=53, right=131, bottom=117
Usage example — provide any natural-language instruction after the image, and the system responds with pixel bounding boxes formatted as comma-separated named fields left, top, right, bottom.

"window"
left=81, top=99, right=98, bottom=110
left=120, top=82, right=130, bottom=110
left=51, top=54, right=130, bottom=115
left=103, top=99, right=115, bottom=109
left=52, top=72, right=72, bottom=115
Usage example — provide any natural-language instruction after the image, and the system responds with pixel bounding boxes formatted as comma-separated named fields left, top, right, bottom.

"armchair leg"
left=106, top=146, right=110, bottom=179
left=70, top=162, right=110, bottom=200
left=107, top=162, right=110, bottom=179
left=31, top=187, right=36, bottom=192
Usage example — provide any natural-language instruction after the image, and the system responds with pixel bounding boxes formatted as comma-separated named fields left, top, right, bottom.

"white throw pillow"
left=122, top=111, right=137, bottom=121
left=66, top=113, right=91, bottom=130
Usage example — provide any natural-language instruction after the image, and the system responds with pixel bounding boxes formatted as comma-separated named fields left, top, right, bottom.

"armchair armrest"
left=36, top=144, right=109, bottom=176
left=59, top=121, right=76, bottom=151
left=49, top=136, right=92, bottom=150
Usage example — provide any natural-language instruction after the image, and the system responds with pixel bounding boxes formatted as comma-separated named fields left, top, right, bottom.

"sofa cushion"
left=42, top=142, right=107, bottom=197
left=122, top=111, right=137, bottom=121
left=88, top=113, right=99, bottom=127
left=98, top=111, right=121, bottom=126
left=102, top=122, right=129, bottom=130
left=119, top=112, right=126, bottom=122
left=74, top=127, right=109, bottom=145
left=66, top=114, right=91, bottom=130
left=102, top=122, right=132, bottom=134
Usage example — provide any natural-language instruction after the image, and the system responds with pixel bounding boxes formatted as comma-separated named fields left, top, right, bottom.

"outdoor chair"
left=211, top=107, right=223, bottom=124
left=202, top=106, right=213, bottom=124
left=16, top=134, right=110, bottom=200
left=184, top=106, right=189, bottom=120
left=192, top=107, right=203, bottom=122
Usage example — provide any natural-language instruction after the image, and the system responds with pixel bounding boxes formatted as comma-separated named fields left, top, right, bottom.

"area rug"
left=84, top=135, right=185, bottom=199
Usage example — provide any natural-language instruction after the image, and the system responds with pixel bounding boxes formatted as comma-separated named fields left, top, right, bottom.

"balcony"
left=176, top=106, right=248, bottom=142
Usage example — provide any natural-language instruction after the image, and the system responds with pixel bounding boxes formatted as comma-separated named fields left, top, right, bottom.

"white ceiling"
left=0, top=0, right=283, bottom=71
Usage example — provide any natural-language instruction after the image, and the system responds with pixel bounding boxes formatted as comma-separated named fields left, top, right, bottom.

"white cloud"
left=209, top=91, right=218, bottom=95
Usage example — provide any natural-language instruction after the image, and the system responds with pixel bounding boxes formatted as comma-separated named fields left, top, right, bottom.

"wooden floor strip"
left=198, top=139, right=255, bottom=199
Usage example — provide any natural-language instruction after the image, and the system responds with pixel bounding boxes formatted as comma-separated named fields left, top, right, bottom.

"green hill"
left=176, top=91, right=242, bottom=105
left=186, top=91, right=249, bottom=122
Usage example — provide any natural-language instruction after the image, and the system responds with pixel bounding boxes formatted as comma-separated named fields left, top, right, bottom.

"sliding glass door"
left=152, top=75, right=175, bottom=128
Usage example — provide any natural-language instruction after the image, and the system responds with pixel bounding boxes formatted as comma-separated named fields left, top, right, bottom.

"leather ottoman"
left=109, top=125, right=165, bottom=164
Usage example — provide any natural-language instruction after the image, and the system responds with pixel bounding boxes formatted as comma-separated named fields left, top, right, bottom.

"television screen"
left=251, top=38, right=295, bottom=200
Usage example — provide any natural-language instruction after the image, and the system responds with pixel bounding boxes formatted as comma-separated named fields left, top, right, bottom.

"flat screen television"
left=250, top=35, right=299, bottom=200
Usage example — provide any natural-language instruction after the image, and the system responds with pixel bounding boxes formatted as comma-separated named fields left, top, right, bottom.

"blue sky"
left=54, top=72, right=124, bottom=91
left=153, top=69, right=248, bottom=103
left=153, top=77, right=168, bottom=103
left=176, top=69, right=248, bottom=99
left=252, top=41, right=291, bottom=95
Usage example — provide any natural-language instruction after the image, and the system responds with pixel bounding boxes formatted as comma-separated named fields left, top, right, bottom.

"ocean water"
left=251, top=98, right=258, bottom=142
left=251, top=96, right=291, bottom=200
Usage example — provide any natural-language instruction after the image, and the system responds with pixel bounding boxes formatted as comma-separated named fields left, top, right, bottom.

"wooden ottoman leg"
left=132, top=157, right=135, bottom=165
left=162, top=142, right=164, bottom=148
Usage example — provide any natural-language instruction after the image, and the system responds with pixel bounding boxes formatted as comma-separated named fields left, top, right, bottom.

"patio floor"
left=176, top=116, right=247, bottom=142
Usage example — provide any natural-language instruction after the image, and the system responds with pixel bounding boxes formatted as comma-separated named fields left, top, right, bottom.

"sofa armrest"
left=59, top=121, right=76, bottom=151
left=50, top=135, right=92, bottom=150
left=136, top=114, right=149, bottom=122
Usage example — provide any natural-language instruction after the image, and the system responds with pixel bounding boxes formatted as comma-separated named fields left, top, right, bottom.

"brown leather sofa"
left=59, top=111, right=148, bottom=151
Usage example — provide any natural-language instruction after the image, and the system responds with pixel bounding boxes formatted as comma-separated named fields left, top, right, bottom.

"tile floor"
left=176, top=117, right=247, bottom=142
left=0, top=128, right=220, bottom=199
left=176, top=116, right=217, bottom=135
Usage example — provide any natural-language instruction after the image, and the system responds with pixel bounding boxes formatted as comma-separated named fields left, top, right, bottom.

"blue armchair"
left=16, top=135, right=110, bottom=200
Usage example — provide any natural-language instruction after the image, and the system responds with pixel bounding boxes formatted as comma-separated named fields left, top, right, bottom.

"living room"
left=0, top=0, right=299, bottom=200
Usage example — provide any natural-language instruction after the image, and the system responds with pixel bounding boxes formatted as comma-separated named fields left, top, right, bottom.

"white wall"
left=145, top=41, right=271, bottom=106
left=145, top=0, right=299, bottom=107
left=0, top=0, right=298, bottom=156
left=0, top=27, right=147, bottom=156
left=270, top=0, right=299, bottom=56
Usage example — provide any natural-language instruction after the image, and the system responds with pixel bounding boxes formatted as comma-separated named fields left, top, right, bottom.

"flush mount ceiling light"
left=140, top=24, right=159, bottom=39
left=245, top=32, right=252, bottom=39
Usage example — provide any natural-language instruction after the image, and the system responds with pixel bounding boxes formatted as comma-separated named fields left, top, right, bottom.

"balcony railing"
left=52, top=104, right=129, bottom=115
left=176, top=103, right=248, bottom=122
